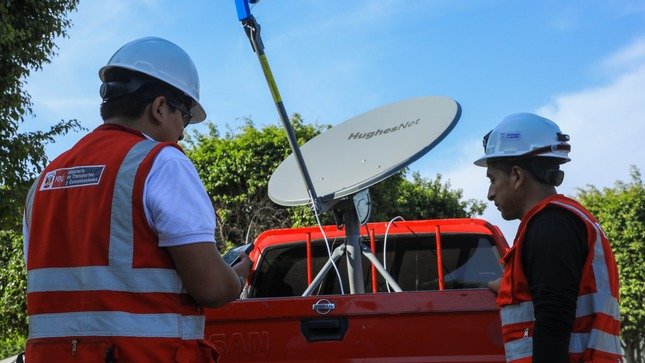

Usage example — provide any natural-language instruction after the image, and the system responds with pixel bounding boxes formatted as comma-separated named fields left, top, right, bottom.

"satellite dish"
left=269, top=96, right=461, bottom=206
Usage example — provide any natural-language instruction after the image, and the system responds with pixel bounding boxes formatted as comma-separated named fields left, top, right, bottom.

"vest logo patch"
left=40, top=165, right=105, bottom=191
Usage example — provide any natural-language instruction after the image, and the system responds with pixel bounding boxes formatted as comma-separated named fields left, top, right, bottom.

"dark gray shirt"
left=522, top=206, right=588, bottom=363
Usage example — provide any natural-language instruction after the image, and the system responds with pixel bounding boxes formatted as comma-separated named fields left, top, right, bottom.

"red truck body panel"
left=206, top=218, right=509, bottom=362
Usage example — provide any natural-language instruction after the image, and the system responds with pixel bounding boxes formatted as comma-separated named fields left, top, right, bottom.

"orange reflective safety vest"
left=24, top=124, right=217, bottom=362
left=497, top=194, right=622, bottom=362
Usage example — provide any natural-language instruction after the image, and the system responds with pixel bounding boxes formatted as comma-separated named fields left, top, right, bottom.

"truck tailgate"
left=205, top=289, right=504, bottom=362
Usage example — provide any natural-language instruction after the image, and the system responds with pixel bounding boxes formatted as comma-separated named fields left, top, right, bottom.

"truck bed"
left=206, top=218, right=508, bottom=362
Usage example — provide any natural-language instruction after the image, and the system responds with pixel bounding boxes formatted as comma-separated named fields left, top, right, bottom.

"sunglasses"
left=166, top=100, right=193, bottom=127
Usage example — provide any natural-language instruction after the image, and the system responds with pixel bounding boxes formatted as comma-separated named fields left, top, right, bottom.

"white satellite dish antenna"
left=268, top=95, right=461, bottom=294
left=269, top=96, right=460, bottom=207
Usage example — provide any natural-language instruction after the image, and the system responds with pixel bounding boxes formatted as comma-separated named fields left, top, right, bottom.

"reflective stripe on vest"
left=570, top=330, right=624, bottom=355
left=27, top=266, right=183, bottom=293
left=25, top=173, right=42, bottom=230
left=501, top=292, right=620, bottom=326
left=505, top=337, right=532, bottom=362
left=29, top=312, right=205, bottom=340
left=24, top=173, right=42, bottom=262
left=552, top=203, right=622, bottom=358
left=27, top=140, right=202, bottom=340
left=110, top=140, right=158, bottom=267
left=576, top=292, right=620, bottom=320
left=551, top=201, right=611, bottom=292
left=502, top=302, right=623, bottom=359
left=501, top=301, right=535, bottom=326
left=504, top=330, right=624, bottom=361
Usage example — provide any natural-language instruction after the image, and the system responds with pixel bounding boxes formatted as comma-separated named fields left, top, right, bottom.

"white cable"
left=308, top=190, right=345, bottom=295
left=244, top=206, right=276, bottom=244
left=314, top=236, right=339, bottom=295
left=383, top=216, right=405, bottom=292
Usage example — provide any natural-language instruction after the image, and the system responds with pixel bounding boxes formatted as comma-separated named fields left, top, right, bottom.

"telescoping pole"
left=234, top=0, right=325, bottom=213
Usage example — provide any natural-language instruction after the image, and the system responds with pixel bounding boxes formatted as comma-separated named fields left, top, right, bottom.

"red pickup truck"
left=205, top=218, right=509, bottom=362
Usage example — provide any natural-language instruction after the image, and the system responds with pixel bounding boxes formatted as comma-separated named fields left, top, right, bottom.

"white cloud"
left=439, top=37, right=645, bottom=243
left=538, top=65, right=645, bottom=193
left=600, top=36, right=645, bottom=74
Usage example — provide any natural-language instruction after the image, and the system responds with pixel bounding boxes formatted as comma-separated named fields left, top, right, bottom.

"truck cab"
left=205, top=218, right=508, bottom=362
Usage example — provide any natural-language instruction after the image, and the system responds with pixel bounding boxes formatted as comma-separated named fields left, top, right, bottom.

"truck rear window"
left=249, top=233, right=502, bottom=297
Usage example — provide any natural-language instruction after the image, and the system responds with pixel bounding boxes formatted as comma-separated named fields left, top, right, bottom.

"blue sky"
left=21, top=0, right=645, bottom=242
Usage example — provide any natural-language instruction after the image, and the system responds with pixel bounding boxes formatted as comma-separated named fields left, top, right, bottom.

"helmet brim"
left=189, top=103, right=206, bottom=124
left=473, top=153, right=571, bottom=167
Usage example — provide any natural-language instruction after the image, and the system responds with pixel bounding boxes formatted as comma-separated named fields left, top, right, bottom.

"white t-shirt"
left=24, top=143, right=216, bottom=259
left=144, top=146, right=217, bottom=247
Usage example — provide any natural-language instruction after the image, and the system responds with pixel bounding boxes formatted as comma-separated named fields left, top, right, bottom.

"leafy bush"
left=577, top=166, right=645, bottom=363
left=0, top=230, right=27, bottom=357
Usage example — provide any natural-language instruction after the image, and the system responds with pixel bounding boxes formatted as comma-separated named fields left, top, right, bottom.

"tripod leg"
left=302, top=244, right=346, bottom=296
left=360, top=244, right=403, bottom=292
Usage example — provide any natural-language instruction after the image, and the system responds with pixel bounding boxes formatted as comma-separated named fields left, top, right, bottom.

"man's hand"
left=168, top=242, right=246, bottom=308
left=232, top=253, right=252, bottom=280
left=488, top=277, right=502, bottom=294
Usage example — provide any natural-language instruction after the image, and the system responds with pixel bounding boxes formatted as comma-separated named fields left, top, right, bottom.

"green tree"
left=185, top=116, right=486, bottom=250
left=0, top=231, right=26, bottom=359
left=1, top=0, right=81, bottom=356
left=1, top=0, right=82, bottom=230
left=576, top=166, right=645, bottom=363
left=185, top=114, right=327, bottom=249
left=371, top=171, right=485, bottom=221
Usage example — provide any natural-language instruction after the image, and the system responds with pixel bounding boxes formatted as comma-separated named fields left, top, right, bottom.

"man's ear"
left=510, top=165, right=526, bottom=190
left=149, top=96, right=167, bottom=124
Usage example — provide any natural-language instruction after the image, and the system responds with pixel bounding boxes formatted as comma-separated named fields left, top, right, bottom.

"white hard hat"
left=99, top=37, right=206, bottom=123
left=474, top=113, right=570, bottom=167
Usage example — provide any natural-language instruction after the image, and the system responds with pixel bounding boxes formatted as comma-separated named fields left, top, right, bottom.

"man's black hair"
left=99, top=69, right=191, bottom=122
left=488, top=157, right=565, bottom=186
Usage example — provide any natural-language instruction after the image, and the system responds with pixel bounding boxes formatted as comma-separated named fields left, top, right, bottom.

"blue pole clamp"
left=234, top=0, right=251, bottom=21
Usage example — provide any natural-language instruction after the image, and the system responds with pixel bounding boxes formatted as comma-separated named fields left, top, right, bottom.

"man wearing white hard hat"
left=475, top=113, right=622, bottom=362
left=23, top=37, right=251, bottom=362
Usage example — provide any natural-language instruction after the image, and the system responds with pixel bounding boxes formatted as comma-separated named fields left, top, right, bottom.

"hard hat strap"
left=100, top=77, right=148, bottom=101
left=482, top=130, right=492, bottom=151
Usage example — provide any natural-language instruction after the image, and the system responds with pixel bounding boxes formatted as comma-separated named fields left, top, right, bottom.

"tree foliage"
left=185, top=115, right=325, bottom=249
left=1, top=0, right=82, bottom=231
left=576, top=166, right=645, bottom=363
left=1, top=120, right=83, bottom=230
left=0, top=0, right=80, bottom=356
left=184, top=115, right=486, bottom=250
left=1, top=0, right=78, bottom=128
left=371, top=171, right=485, bottom=221
left=0, top=231, right=27, bottom=359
